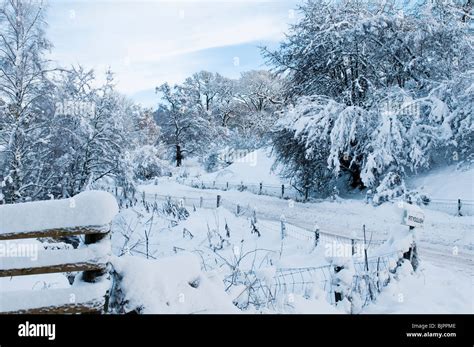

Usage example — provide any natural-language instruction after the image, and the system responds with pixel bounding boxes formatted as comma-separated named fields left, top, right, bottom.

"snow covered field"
left=132, top=179, right=473, bottom=313
left=0, top=0, right=472, bottom=320
left=1, top=150, right=472, bottom=314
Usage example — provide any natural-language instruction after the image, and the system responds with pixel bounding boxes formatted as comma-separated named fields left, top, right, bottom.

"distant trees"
left=155, top=70, right=282, bottom=167
left=267, top=0, right=473, bottom=201
left=155, top=82, right=215, bottom=167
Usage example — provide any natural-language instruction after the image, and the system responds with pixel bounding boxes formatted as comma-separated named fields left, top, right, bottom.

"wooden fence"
left=0, top=193, right=117, bottom=314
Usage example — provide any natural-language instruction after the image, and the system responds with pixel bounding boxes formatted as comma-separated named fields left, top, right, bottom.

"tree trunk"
left=176, top=144, right=183, bottom=167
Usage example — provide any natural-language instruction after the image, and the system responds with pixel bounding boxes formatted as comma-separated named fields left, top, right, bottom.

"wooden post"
left=240, top=181, right=244, bottom=191
left=226, top=182, right=229, bottom=190
left=458, top=198, right=462, bottom=216
left=236, top=204, right=241, bottom=215
left=217, top=195, right=221, bottom=208
left=259, top=182, right=263, bottom=195
left=351, top=239, right=356, bottom=256
left=82, top=232, right=109, bottom=283
left=199, top=196, right=203, bottom=208
left=314, top=224, right=320, bottom=247
left=333, top=265, right=344, bottom=303
left=363, top=225, right=368, bottom=271
left=280, top=215, right=286, bottom=240
left=281, top=184, right=285, bottom=199
left=403, top=198, right=419, bottom=270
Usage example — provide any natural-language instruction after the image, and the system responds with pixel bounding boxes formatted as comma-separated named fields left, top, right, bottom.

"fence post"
left=333, top=265, right=344, bottom=304
left=83, top=231, right=109, bottom=284
left=351, top=239, right=356, bottom=256
left=281, top=184, right=285, bottom=199
left=154, top=193, right=157, bottom=202
left=199, top=196, right=203, bottom=208
left=363, top=225, right=369, bottom=271
left=240, top=181, right=244, bottom=191
left=259, top=183, right=263, bottom=195
left=142, top=191, right=145, bottom=204
left=236, top=204, right=241, bottom=215
left=314, top=224, right=320, bottom=247
left=217, top=195, right=221, bottom=208
left=226, top=182, right=229, bottom=190
left=458, top=198, right=462, bottom=216
left=280, top=214, right=286, bottom=240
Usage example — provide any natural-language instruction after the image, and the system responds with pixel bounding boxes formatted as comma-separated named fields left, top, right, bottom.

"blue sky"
left=46, top=0, right=301, bottom=107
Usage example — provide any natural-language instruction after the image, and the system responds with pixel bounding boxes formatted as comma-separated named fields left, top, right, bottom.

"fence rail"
left=0, top=194, right=117, bottom=314
left=176, top=178, right=304, bottom=200
left=423, top=198, right=474, bottom=216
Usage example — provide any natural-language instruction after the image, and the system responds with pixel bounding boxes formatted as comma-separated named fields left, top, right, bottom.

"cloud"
left=46, top=0, right=299, bottom=100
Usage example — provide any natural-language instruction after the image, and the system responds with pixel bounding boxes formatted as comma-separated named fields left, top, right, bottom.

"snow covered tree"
left=0, top=0, right=54, bottom=202
left=232, top=70, right=283, bottom=143
left=268, top=0, right=473, bottom=199
left=48, top=67, right=146, bottom=197
left=155, top=83, right=215, bottom=167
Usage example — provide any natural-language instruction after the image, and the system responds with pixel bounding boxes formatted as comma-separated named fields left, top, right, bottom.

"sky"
left=46, top=0, right=301, bottom=108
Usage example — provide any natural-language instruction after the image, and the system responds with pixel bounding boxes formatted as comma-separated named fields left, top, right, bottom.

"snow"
left=0, top=278, right=110, bottom=313
left=194, top=148, right=284, bottom=186
left=365, top=261, right=473, bottom=314
left=407, top=165, right=474, bottom=200
left=0, top=191, right=119, bottom=236
left=0, top=239, right=110, bottom=272
left=112, top=254, right=238, bottom=314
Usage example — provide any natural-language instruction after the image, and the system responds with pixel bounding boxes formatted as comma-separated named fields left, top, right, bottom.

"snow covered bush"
left=127, top=145, right=171, bottom=180
left=372, top=172, right=406, bottom=205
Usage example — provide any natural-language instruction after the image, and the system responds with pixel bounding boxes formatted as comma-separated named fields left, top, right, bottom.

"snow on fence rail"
left=0, top=191, right=118, bottom=314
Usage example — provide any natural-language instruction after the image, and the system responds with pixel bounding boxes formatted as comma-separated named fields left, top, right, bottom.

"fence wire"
left=423, top=198, right=474, bottom=216
left=110, top=185, right=417, bottom=312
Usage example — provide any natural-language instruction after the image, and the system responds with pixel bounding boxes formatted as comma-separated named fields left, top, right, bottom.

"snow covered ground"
left=1, top=168, right=471, bottom=314
left=407, top=165, right=474, bottom=200
left=198, top=148, right=284, bottom=186
left=132, top=175, right=473, bottom=313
